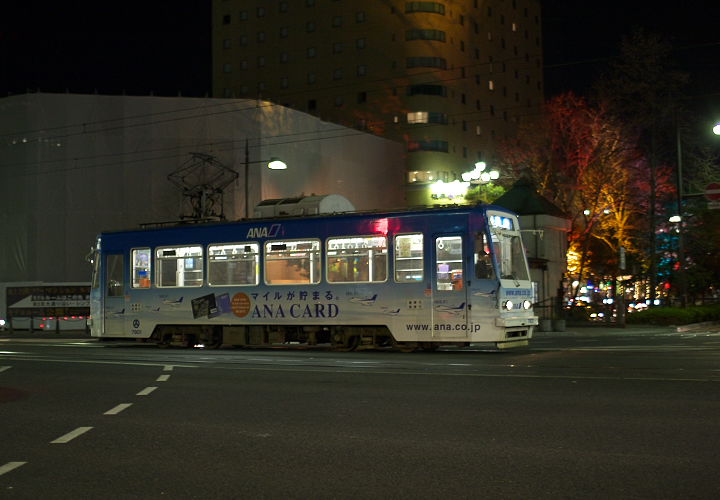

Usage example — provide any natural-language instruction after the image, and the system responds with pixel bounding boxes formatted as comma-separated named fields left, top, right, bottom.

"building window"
left=223, top=63, right=232, bottom=73
left=335, top=96, right=344, bottom=107
left=240, top=60, right=248, bottom=70
left=406, top=57, right=446, bottom=69
left=308, top=99, right=317, bottom=110
left=281, top=77, right=289, bottom=88
left=208, top=243, right=259, bottom=286
left=265, top=240, right=321, bottom=285
left=357, top=91, right=367, bottom=103
left=279, top=2, right=289, bottom=13
left=156, top=246, right=203, bottom=288
left=257, top=56, right=265, bottom=67
left=327, top=236, right=388, bottom=283
left=407, top=84, right=447, bottom=96
left=333, top=68, right=343, bottom=80
left=257, top=7, right=266, bottom=17
left=405, top=29, right=446, bottom=42
left=489, top=80, right=494, bottom=90
left=357, top=65, right=367, bottom=76
left=332, top=16, right=342, bottom=27
left=333, top=42, right=343, bottom=54
left=222, top=39, right=231, bottom=49
left=239, top=11, right=248, bottom=21
left=307, top=47, right=316, bottom=58
left=257, top=31, right=265, bottom=43
left=307, top=73, right=316, bottom=84
left=407, top=111, right=447, bottom=124
left=407, top=140, right=449, bottom=153
left=356, top=11, right=366, bottom=23
left=222, top=14, right=231, bottom=25
left=280, top=52, right=289, bottom=63
left=280, top=26, right=289, bottom=38
left=239, top=35, right=248, bottom=46
left=306, top=0, right=315, bottom=5
left=356, top=38, right=366, bottom=49
left=405, top=2, right=446, bottom=15
left=306, top=21, right=316, bottom=32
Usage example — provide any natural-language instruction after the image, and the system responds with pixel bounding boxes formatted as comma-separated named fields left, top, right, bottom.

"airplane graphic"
left=381, top=306, right=401, bottom=315
left=162, top=297, right=184, bottom=306
left=473, top=289, right=497, bottom=297
left=109, top=308, right=125, bottom=317
left=350, top=294, right=377, bottom=306
left=434, top=302, right=466, bottom=315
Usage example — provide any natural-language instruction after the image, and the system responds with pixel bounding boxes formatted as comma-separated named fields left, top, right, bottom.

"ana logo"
left=246, top=223, right=282, bottom=239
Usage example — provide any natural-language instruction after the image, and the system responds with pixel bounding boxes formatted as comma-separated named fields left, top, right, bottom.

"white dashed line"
left=163, top=365, right=174, bottom=371
left=137, top=386, right=158, bottom=396
left=156, top=374, right=170, bottom=382
left=51, top=426, right=93, bottom=444
left=0, top=366, right=11, bottom=373
left=0, top=461, right=27, bottom=476
left=104, top=403, right=133, bottom=415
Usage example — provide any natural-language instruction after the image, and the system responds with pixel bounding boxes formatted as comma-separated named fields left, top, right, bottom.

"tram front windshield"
left=490, top=228, right=529, bottom=281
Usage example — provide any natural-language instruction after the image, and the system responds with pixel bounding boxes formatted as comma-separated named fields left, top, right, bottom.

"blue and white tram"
left=88, top=204, right=538, bottom=350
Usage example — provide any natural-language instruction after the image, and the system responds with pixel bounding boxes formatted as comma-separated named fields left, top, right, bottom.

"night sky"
left=2, top=2, right=719, bottom=113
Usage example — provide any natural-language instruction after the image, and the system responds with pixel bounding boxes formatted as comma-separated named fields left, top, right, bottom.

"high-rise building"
left=212, top=0, right=543, bottom=205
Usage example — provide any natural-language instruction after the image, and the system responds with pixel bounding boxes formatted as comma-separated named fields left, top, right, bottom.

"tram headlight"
left=503, top=300, right=514, bottom=311
left=522, top=300, right=532, bottom=310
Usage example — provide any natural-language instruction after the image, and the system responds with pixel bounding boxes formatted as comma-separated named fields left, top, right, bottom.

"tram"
left=87, top=204, right=538, bottom=350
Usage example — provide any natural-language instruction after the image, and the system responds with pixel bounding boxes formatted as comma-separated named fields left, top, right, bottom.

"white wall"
left=0, top=94, right=404, bottom=283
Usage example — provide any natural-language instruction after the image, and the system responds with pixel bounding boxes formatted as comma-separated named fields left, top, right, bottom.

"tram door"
left=431, top=235, right=468, bottom=335
left=103, top=253, right=126, bottom=335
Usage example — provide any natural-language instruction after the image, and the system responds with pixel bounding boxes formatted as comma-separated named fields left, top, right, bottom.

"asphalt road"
left=1, top=325, right=719, bottom=499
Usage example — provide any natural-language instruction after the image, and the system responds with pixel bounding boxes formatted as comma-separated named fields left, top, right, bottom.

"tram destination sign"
left=6, top=284, right=90, bottom=317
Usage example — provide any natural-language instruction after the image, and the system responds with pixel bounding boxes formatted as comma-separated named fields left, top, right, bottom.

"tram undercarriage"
left=148, top=324, right=451, bottom=352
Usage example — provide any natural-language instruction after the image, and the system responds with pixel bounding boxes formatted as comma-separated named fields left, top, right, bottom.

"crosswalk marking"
left=0, top=461, right=27, bottom=476
left=51, top=426, right=93, bottom=444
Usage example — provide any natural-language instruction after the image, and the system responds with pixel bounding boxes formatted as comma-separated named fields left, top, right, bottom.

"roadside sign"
left=705, top=182, right=720, bottom=201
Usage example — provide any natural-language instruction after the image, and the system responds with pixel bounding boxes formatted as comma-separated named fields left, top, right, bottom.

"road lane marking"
left=51, top=426, right=93, bottom=444
left=163, top=365, right=174, bottom=371
left=137, top=386, right=158, bottom=396
left=0, top=356, right=196, bottom=369
left=0, top=461, right=27, bottom=476
left=0, top=366, right=11, bottom=373
left=104, top=403, right=133, bottom=415
left=156, top=374, right=170, bottom=382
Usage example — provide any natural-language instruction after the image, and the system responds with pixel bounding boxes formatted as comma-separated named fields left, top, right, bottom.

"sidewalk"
left=533, top=321, right=720, bottom=337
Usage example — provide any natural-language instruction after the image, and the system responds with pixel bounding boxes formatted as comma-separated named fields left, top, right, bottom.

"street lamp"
left=461, top=161, right=500, bottom=184
left=244, top=139, right=287, bottom=218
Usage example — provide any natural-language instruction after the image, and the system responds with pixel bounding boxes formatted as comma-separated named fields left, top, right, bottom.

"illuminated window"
left=156, top=246, right=203, bottom=288
left=435, top=236, right=463, bottom=291
left=265, top=240, right=321, bottom=285
left=327, top=236, right=387, bottom=283
left=407, top=111, right=428, bottom=124
left=132, top=248, right=151, bottom=289
left=395, top=234, right=423, bottom=282
left=208, top=243, right=259, bottom=286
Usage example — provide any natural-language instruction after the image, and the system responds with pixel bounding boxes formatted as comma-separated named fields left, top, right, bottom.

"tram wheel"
left=392, top=341, right=418, bottom=353
left=333, top=334, right=359, bottom=352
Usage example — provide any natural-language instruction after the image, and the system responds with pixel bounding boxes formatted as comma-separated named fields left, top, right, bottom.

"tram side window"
left=327, top=235, right=388, bottom=283
left=436, top=236, right=463, bottom=291
left=474, top=232, right=495, bottom=280
left=208, top=242, right=259, bottom=286
left=132, top=248, right=151, bottom=288
left=156, top=245, right=204, bottom=287
left=106, top=254, right=124, bottom=296
left=265, top=240, right=321, bottom=285
left=395, top=233, right=423, bottom=282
